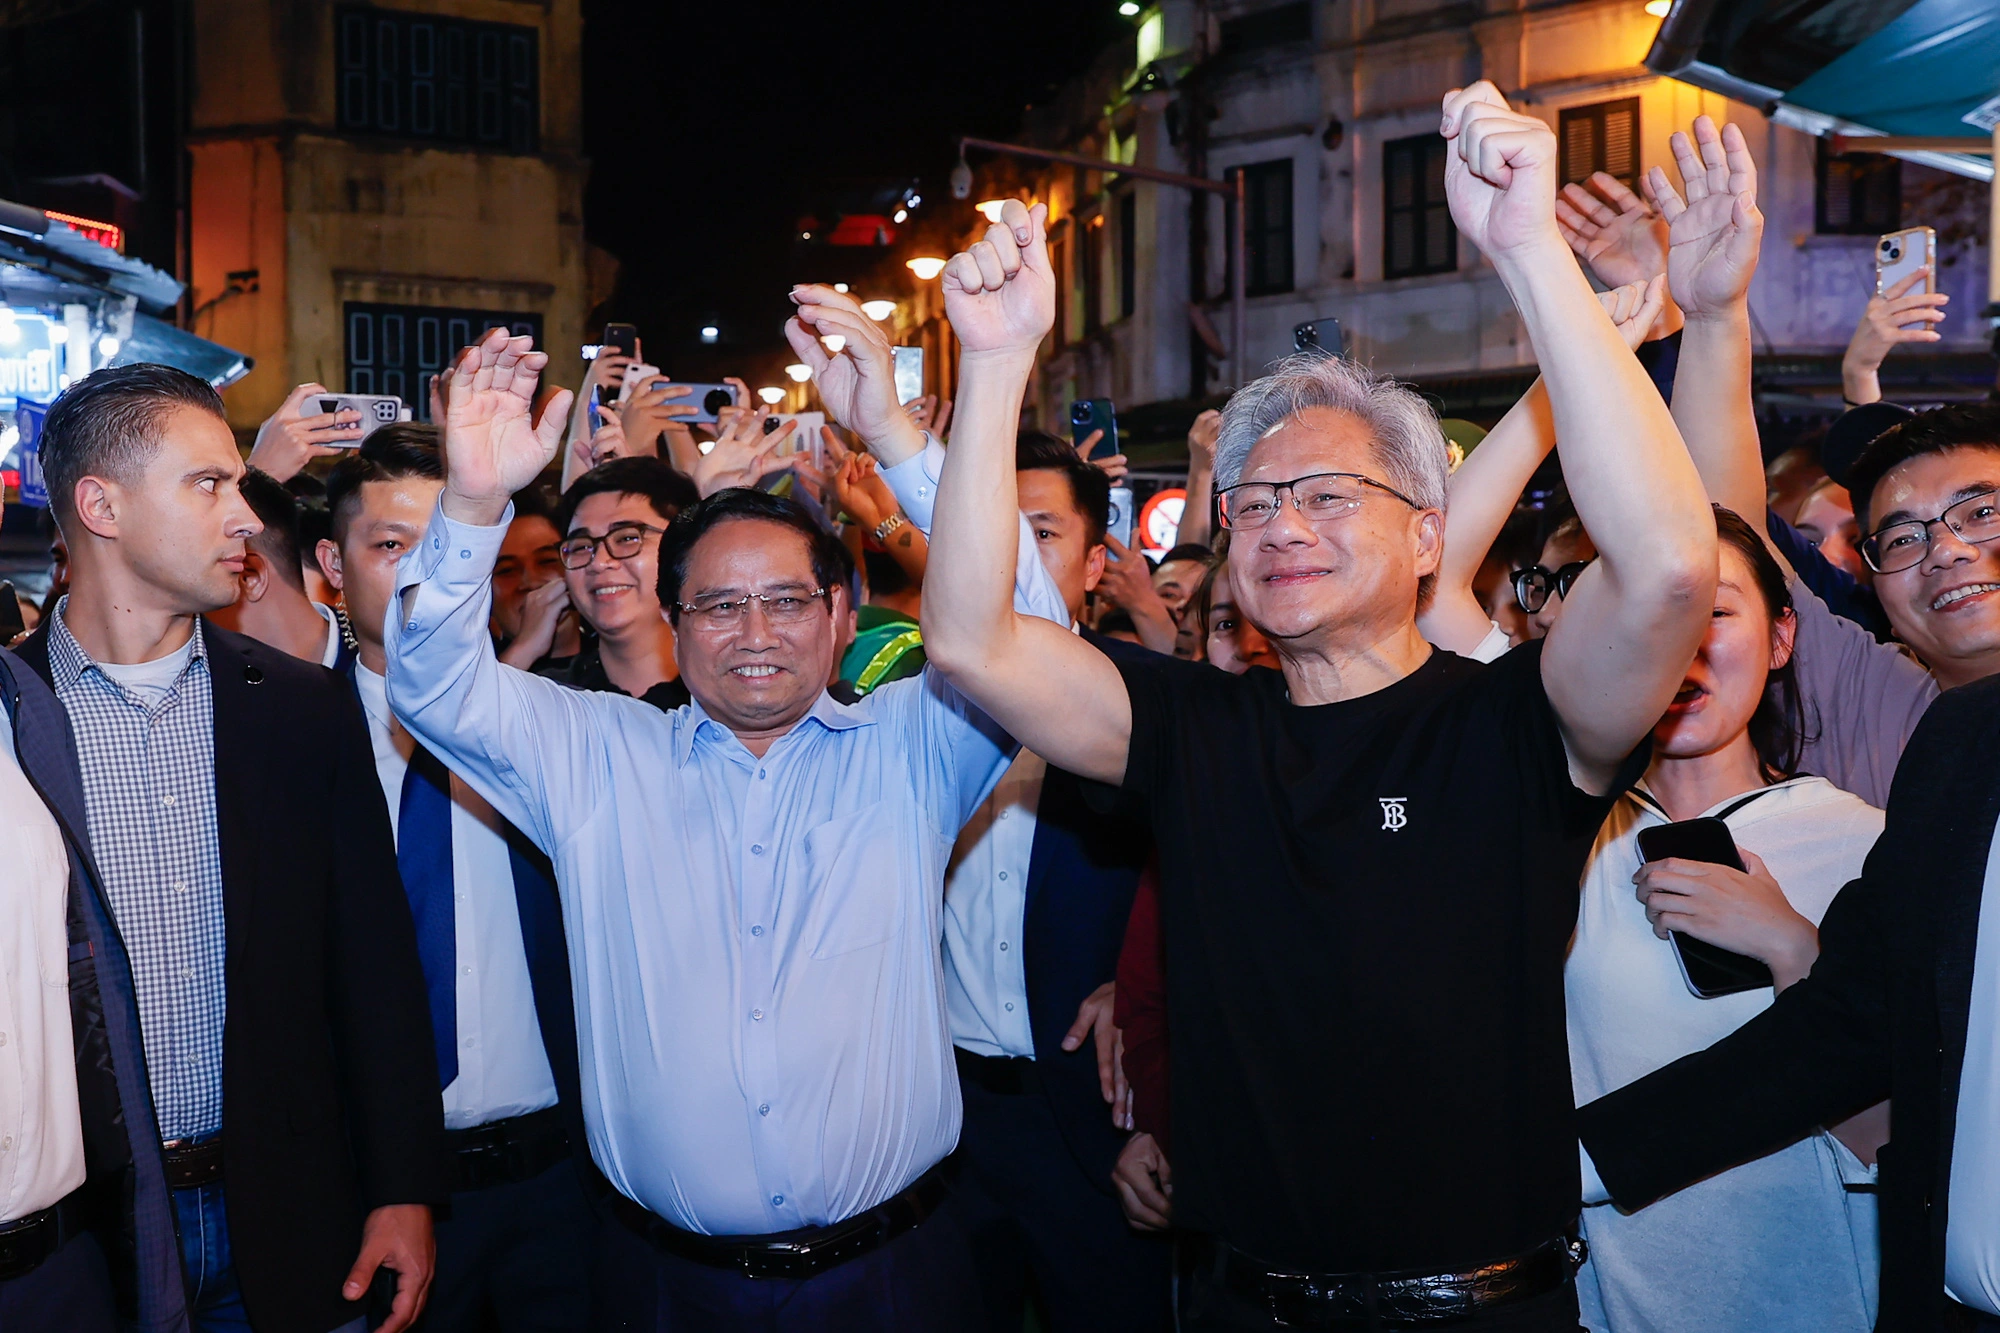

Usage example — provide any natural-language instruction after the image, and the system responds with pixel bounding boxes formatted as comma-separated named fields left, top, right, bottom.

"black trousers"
left=589, top=1190, right=982, bottom=1333
left=950, top=1071, right=1172, bottom=1333
left=0, top=1229, right=118, bottom=1333
left=415, top=1155, right=597, bottom=1333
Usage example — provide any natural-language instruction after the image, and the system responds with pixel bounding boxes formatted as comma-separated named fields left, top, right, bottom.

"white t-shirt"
left=1568, top=776, right=1884, bottom=1333
left=96, top=634, right=198, bottom=706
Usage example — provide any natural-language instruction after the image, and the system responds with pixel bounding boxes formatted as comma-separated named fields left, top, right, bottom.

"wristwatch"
left=873, top=513, right=907, bottom=542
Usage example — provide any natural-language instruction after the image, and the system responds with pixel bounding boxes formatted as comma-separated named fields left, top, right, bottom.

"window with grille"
left=1559, top=98, right=1640, bottom=188
left=1232, top=159, right=1294, bottom=297
left=343, top=303, right=542, bottom=420
left=1382, top=135, right=1455, bottom=279
left=336, top=7, right=539, bottom=154
left=1815, top=139, right=1901, bottom=235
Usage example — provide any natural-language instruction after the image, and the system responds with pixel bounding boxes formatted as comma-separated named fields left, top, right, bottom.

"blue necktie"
left=398, top=743, right=457, bottom=1088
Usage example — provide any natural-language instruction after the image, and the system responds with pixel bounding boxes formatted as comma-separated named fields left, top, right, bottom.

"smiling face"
left=1016, top=467, right=1106, bottom=623
left=673, top=517, right=843, bottom=744
left=79, top=405, right=261, bottom=614
left=321, top=474, right=447, bottom=654
left=564, top=491, right=671, bottom=642
left=1205, top=563, right=1279, bottom=674
left=1652, top=543, right=1793, bottom=760
left=1225, top=407, right=1441, bottom=652
left=491, top=513, right=563, bottom=641
left=1864, top=447, right=2000, bottom=688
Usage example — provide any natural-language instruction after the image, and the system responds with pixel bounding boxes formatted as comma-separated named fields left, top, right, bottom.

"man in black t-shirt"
left=917, top=83, right=1719, bottom=1331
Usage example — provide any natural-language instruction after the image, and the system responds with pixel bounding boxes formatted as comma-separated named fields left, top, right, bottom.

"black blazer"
left=18, top=621, right=448, bottom=1333
left=1578, top=672, right=2000, bottom=1333
left=1021, top=629, right=1155, bottom=1191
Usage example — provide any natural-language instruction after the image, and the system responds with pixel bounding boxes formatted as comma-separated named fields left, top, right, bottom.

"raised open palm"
left=942, top=201, right=1054, bottom=357
left=1556, top=172, right=1668, bottom=290
left=1649, top=116, right=1763, bottom=319
left=442, top=328, right=571, bottom=510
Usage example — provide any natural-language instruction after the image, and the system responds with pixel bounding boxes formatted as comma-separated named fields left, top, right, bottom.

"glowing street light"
left=821, top=335, right=847, bottom=354
left=976, top=199, right=1011, bottom=223
left=906, top=256, right=948, bottom=280
left=700, top=325, right=720, bottom=344
left=757, top=386, right=786, bottom=405
left=860, top=300, right=897, bottom=322
left=1643, top=0, right=1669, bottom=12
left=785, top=363, right=813, bottom=382
left=833, top=283, right=849, bottom=293
left=893, top=208, right=908, bottom=224
left=98, top=334, right=120, bottom=357
left=1119, top=1, right=1141, bottom=14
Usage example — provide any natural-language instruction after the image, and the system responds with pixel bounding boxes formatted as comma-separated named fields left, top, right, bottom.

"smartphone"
left=1294, top=317, right=1343, bottom=358
left=617, top=363, right=660, bottom=405
left=1106, top=485, right=1135, bottom=552
left=892, top=346, right=924, bottom=405
left=765, top=411, right=826, bottom=467
left=1876, top=227, right=1936, bottom=296
left=302, top=393, right=409, bottom=445
left=1633, top=817, right=1775, bottom=999
left=601, top=322, right=638, bottom=360
left=1069, top=398, right=1118, bottom=460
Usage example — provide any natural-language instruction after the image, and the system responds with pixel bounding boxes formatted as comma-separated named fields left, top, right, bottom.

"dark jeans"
left=417, top=1156, right=596, bottom=1333
left=589, top=1192, right=982, bottom=1333
left=952, top=1072, right=1171, bottom=1332
left=1182, top=1245, right=1583, bottom=1333
left=173, top=1182, right=367, bottom=1333
left=0, top=1227, right=119, bottom=1333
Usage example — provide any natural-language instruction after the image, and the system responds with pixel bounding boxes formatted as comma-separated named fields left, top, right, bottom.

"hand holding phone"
left=1634, top=817, right=1807, bottom=998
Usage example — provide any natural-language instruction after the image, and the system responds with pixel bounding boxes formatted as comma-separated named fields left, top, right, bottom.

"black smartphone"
left=1634, top=817, right=1775, bottom=999
left=1069, top=399, right=1118, bottom=459
left=601, top=322, right=638, bottom=360
left=1294, top=317, right=1343, bottom=357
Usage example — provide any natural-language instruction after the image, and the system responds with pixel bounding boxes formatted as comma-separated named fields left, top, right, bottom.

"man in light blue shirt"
left=383, top=330, right=1067, bottom=1331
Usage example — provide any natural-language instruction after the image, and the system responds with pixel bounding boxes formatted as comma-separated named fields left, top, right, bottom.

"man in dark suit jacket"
left=23, top=363, right=447, bottom=1333
left=942, top=435, right=1169, bottom=1333
left=0, top=645, right=187, bottom=1333
left=1578, top=672, right=2000, bottom=1332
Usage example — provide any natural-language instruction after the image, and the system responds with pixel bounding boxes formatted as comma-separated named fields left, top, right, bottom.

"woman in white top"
left=1563, top=507, right=1884, bottom=1332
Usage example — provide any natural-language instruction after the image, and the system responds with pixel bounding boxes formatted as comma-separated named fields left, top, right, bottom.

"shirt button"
left=1004, top=1002, right=1015, bottom=1012
left=772, top=1195, right=784, bottom=1206
left=758, top=1103, right=771, bottom=1116
left=751, top=1009, right=765, bottom=1021
left=464, top=1037, right=477, bottom=1048
left=0, top=1032, right=8, bottom=1047
left=182, top=965, right=195, bottom=979
left=463, top=965, right=473, bottom=975
left=172, top=881, right=186, bottom=893
left=407, top=621, right=419, bottom=631
left=459, top=549, right=471, bottom=559
left=998, top=941, right=1009, bottom=952
left=997, top=871, right=1008, bottom=881
left=160, top=794, right=177, bottom=807
left=1, top=1137, right=10, bottom=1150
left=750, top=925, right=764, bottom=937
left=751, top=844, right=765, bottom=856
left=758, top=769, right=767, bottom=779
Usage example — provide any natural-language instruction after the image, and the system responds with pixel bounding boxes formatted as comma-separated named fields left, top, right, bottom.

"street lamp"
left=976, top=200, right=1011, bottom=223
left=757, top=386, right=786, bottom=404
left=785, top=363, right=813, bottom=382
left=906, top=256, right=948, bottom=280
left=860, top=300, right=897, bottom=321
left=1119, top=1, right=1141, bottom=14
left=1643, top=0, right=1669, bottom=14
left=821, top=335, right=847, bottom=353
left=700, top=325, right=719, bottom=344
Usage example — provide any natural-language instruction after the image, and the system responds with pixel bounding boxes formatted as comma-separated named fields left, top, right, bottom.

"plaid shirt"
left=50, top=603, right=226, bottom=1140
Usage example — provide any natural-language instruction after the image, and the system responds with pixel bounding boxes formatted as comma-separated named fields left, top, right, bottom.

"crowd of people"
left=2, top=80, right=1998, bottom=1333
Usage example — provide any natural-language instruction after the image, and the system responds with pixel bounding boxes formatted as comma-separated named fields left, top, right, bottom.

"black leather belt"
left=611, top=1162, right=952, bottom=1281
left=954, top=1045, right=1041, bottom=1096
left=446, top=1106, right=570, bottom=1193
left=161, top=1136, right=224, bottom=1190
left=0, top=1190, right=89, bottom=1282
left=1212, top=1227, right=1586, bottom=1328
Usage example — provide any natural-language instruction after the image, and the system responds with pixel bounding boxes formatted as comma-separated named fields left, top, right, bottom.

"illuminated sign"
left=43, top=210, right=124, bottom=253
left=1139, top=487, right=1187, bottom=552
left=0, top=310, right=65, bottom=411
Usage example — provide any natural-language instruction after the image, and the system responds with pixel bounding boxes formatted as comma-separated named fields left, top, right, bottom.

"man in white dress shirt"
left=317, top=428, right=594, bottom=1332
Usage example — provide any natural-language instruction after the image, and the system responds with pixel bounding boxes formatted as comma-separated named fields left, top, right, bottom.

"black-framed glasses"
left=558, top=523, right=665, bottom=569
left=1216, top=471, right=1421, bottom=531
left=1859, top=490, right=2000, bottom=574
left=1512, top=559, right=1594, bottom=614
left=674, top=587, right=830, bottom=631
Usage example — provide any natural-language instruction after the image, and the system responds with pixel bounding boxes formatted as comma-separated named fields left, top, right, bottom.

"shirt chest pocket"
left=798, top=800, right=907, bottom=959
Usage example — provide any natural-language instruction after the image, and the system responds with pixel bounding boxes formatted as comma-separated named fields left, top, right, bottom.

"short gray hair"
left=1212, top=352, right=1451, bottom=512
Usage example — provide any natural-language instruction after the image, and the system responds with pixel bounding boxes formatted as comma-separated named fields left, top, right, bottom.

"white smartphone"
left=617, top=362, right=662, bottom=404
left=301, top=393, right=409, bottom=445
left=892, top=346, right=924, bottom=405
left=1876, top=227, right=1936, bottom=296
left=766, top=412, right=826, bottom=467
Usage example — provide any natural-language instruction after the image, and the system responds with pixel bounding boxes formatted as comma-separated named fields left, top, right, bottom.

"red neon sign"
left=43, top=210, right=124, bottom=253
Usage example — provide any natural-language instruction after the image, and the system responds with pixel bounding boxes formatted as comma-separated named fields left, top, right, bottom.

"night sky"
left=578, top=0, right=1126, bottom=381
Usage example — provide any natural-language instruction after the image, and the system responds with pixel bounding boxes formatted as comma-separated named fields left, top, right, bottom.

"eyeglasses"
left=674, top=588, right=829, bottom=631
left=1860, top=490, right=2000, bottom=574
left=1216, top=472, right=1421, bottom=531
left=1512, top=559, right=1594, bottom=614
left=558, top=523, right=665, bottom=569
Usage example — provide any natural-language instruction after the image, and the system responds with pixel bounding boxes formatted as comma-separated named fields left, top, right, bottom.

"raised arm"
left=1421, top=277, right=1666, bottom=654
left=920, top=201, right=1132, bottom=786
left=1653, top=116, right=1767, bottom=529
left=1442, top=83, right=1716, bottom=792
left=385, top=330, right=619, bottom=853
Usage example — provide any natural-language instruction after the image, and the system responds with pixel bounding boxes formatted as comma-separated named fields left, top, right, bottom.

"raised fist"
left=942, top=200, right=1055, bottom=358
left=1441, top=82, right=1562, bottom=263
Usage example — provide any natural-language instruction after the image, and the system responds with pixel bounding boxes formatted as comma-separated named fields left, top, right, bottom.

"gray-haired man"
left=913, top=82, right=1719, bottom=1331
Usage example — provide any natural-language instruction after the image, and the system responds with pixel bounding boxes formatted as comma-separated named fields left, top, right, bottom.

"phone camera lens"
left=1886, top=244, right=1901, bottom=260
left=762, top=416, right=782, bottom=435
left=1070, top=403, right=1092, bottom=425
left=704, top=389, right=733, bottom=416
